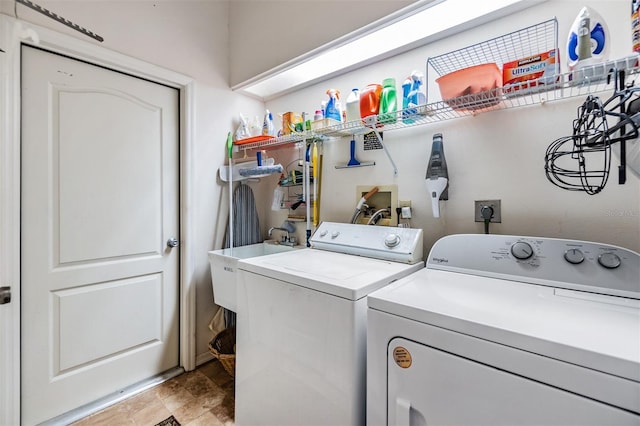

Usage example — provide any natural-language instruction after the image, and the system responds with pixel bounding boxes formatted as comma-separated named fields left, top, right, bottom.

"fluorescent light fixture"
left=233, top=0, right=546, bottom=100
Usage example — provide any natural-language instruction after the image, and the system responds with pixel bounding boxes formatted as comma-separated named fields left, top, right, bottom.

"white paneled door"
left=21, top=46, right=180, bottom=425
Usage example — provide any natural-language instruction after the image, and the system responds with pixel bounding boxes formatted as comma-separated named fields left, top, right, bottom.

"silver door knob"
left=167, top=237, right=179, bottom=248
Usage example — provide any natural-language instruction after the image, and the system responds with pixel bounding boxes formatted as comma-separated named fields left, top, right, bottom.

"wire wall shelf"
left=426, top=19, right=558, bottom=82
left=235, top=62, right=639, bottom=152
left=233, top=134, right=311, bottom=152
left=233, top=17, right=638, bottom=153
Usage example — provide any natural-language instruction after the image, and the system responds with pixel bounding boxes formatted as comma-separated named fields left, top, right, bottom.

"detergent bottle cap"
left=346, top=89, right=359, bottom=101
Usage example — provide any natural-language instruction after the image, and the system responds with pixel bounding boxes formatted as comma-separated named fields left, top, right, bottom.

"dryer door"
left=387, top=337, right=638, bottom=425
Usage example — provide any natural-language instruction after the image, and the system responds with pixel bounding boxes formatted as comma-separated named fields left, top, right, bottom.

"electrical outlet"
left=474, top=200, right=501, bottom=223
left=399, top=200, right=412, bottom=219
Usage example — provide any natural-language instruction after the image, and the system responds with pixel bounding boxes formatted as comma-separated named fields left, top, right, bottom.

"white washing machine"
left=367, top=234, right=640, bottom=425
left=235, top=222, right=424, bottom=426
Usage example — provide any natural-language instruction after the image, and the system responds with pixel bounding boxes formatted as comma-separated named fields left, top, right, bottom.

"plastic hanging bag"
left=208, top=307, right=226, bottom=338
left=272, top=186, right=284, bottom=210
left=234, top=113, right=250, bottom=141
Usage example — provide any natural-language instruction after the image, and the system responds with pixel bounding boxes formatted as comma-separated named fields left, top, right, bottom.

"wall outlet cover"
left=474, top=199, right=502, bottom=223
left=401, top=206, right=412, bottom=219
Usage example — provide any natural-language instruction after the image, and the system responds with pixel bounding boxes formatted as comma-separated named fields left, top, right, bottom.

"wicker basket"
left=208, top=327, right=236, bottom=377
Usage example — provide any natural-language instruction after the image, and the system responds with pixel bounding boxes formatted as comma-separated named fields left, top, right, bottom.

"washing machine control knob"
left=598, top=252, right=621, bottom=269
left=384, top=234, right=401, bottom=248
left=564, top=248, right=585, bottom=264
left=331, top=231, right=340, bottom=239
left=320, top=230, right=328, bottom=237
left=510, top=241, right=534, bottom=260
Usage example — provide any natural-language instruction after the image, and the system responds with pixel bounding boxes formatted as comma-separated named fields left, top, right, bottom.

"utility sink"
left=208, top=241, right=300, bottom=312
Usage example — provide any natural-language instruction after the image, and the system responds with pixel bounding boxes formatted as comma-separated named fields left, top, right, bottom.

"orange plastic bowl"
left=436, top=63, right=502, bottom=111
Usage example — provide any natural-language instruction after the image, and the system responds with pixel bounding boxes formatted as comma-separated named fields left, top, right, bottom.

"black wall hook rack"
left=545, top=67, right=640, bottom=194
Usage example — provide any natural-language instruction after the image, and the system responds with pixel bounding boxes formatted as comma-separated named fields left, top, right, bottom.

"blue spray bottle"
left=325, top=89, right=342, bottom=122
left=401, top=76, right=413, bottom=124
left=402, top=71, right=426, bottom=123
left=408, top=71, right=426, bottom=111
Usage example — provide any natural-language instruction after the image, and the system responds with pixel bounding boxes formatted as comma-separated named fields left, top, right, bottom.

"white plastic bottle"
left=262, top=109, right=274, bottom=136
left=345, top=88, right=360, bottom=122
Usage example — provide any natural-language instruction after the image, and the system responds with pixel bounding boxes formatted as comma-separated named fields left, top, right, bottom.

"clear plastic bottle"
left=379, top=78, right=397, bottom=124
left=262, top=109, right=274, bottom=136
left=249, top=115, right=261, bottom=136
left=407, top=71, right=426, bottom=120
left=345, top=88, right=361, bottom=123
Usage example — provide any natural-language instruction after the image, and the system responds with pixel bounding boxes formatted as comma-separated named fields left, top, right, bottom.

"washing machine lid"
left=368, top=268, right=640, bottom=382
left=238, top=248, right=423, bottom=300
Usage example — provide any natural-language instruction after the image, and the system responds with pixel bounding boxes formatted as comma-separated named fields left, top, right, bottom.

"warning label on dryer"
left=393, top=346, right=412, bottom=368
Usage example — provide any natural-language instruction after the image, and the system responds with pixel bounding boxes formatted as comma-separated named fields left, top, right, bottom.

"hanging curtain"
left=222, top=182, right=262, bottom=327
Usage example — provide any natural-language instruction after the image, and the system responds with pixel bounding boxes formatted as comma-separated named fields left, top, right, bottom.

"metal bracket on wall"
left=16, top=0, right=104, bottom=42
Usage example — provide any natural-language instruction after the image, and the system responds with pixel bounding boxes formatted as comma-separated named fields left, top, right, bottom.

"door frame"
left=0, top=15, right=197, bottom=425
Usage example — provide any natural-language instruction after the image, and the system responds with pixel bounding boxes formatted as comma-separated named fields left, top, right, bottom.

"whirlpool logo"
left=431, top=257, right=449, bottom=264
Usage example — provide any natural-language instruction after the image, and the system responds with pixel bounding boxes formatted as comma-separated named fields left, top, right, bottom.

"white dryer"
left=367, top=234, right=640, bottom=425
left=235, top=222, right=424, bottom=426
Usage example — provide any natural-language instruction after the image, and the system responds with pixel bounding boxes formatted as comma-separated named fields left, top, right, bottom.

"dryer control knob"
left=384, top=234, right=401, bottom=248
left=564, top=248, right=585, bottom=264
left=320, top=230, right=328, bottom=237
left=331, top=231, right=340, bottom=239
left=510, top=241, right=534, bottom=260
left=598, top=252, right=621, bottom=269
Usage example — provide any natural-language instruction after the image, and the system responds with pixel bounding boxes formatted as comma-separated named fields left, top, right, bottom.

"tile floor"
left=72, top=359, right=235, bottom=426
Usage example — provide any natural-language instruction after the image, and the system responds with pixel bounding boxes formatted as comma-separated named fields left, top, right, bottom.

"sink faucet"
left=268, top=227, right=290, bottom=243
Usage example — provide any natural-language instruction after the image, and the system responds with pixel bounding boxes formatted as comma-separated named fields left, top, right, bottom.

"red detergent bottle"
left=359, top=83, right=383, bottom=125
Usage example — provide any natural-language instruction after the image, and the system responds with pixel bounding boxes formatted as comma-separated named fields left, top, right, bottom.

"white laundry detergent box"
left=503, top=49, right=561, bottom=96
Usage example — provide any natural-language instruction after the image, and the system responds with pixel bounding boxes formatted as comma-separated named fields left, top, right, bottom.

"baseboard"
left=196, top=350, right=215, bottom=367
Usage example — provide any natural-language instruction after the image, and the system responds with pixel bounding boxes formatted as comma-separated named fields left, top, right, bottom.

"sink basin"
left=208, top=241, right=299, bottom=312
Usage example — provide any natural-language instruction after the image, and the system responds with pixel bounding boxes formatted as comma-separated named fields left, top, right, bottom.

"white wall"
left=263, top=0, right=640, bottom=253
